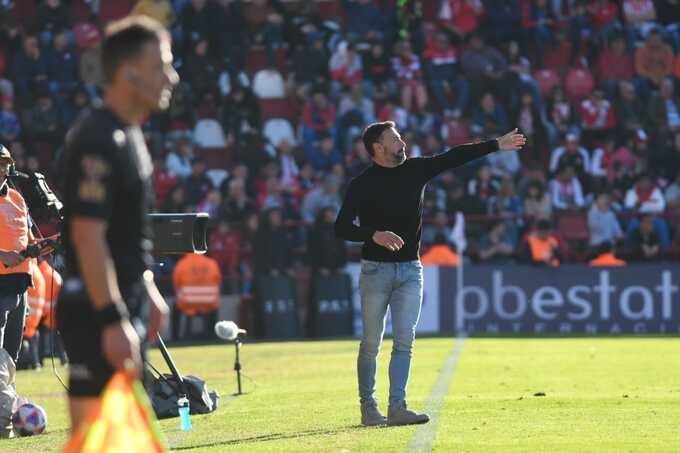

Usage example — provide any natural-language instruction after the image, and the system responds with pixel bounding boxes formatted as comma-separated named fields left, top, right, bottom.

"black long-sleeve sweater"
left=334, top=140, right=499, bottom=262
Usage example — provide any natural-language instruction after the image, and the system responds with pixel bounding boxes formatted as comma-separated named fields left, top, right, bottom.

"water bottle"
left=177, top=395, right=192, bottom=431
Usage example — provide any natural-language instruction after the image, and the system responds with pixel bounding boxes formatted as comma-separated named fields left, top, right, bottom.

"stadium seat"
left=0, top=47, right=7, bottom=77
left=245, top=47, right=287, bottom=76
left=422, top=2, right=440, bottom=21
left=263, top=118, right=296, bottom=147
left=206, top=168, right=229, bottom=188
left=259, top=98, right=299, bottom=122
left=564, top=68, right=595, bottom=104
left=193, top=119, right=227, bottom=148
left=556, top=210, right=589, bottom=242
left=69, top=0, right=92, bottom=23
left=198, top=147, right=231, bottom=170
left=252, top=69, right=286, bottom=99
left=13, top=0, right=38, bottom=30
left=315, top=0, right=344, bottom=21
left=534, top=69, right=561, bottom=98
left=99, top=0, right=136, bottom=25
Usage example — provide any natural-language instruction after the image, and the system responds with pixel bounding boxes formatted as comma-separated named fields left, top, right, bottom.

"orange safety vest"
left=589, top=252, right=626, bottom=267
left=421, top=244, right=460, bottom=266
left=0, top=187, right=30, bottom=275
left=527, top=235, right=560, bottom=266
left=39, top=260, right=63, bottom=330
left=173, top=253, right=222, bottom=316
left=24, top=260, right=45, bottom=339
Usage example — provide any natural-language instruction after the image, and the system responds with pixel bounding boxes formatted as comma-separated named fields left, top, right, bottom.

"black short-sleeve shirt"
left=61, top=107, right=154, bottom=292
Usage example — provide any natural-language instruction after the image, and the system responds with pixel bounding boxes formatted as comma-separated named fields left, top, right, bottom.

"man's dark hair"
left=101, top=16, right=167, bottom=84
left=362, top=121, right=395, bottom=157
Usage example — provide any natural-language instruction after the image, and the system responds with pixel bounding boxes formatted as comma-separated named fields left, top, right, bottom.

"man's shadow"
left=172, top=424, right=389, bottom=450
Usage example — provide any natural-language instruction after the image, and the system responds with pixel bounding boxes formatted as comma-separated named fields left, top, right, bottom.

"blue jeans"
left=0, top=291, right=27, bottom=363
left=357, top=259, right=423, bottom=406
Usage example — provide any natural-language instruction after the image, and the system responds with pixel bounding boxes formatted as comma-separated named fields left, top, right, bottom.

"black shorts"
left=56, top=277, right=149, bottom=397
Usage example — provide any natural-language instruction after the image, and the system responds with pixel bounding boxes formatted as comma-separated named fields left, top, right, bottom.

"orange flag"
left=64, top=373, right=168, bottom=453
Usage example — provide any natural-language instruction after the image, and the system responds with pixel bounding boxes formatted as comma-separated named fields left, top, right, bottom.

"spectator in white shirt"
left=549, top=165, right=585, bottom=210
left=549, top=133, right=591, bottom=175
left=624, top=174, right=665, bottom=214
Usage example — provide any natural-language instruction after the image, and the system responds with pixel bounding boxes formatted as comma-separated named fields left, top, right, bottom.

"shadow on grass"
left=172, top=424, right=384, bottom=450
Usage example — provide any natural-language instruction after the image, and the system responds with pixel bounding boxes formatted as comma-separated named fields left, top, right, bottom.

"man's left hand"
left=497, top=128, right=527, bottom=151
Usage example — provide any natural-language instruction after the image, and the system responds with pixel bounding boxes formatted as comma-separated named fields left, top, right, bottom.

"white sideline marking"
left=406, top=336, right=466, bottom=453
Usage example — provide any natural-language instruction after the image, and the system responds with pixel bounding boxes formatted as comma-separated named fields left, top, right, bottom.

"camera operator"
left=0, top=145, right=34, bottom=365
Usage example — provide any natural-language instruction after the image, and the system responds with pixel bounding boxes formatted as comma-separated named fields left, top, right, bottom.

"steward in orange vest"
left=589, top=242, right=626, bottom=267
left=173, top=253, right=222, bottom=315
left=520, top=220, right=561, bottom=267
left=0, top=145, right=34, bottom=363
left=421, top=239, right=460, bottom=266
left=172, top=253, right=222, bottom=340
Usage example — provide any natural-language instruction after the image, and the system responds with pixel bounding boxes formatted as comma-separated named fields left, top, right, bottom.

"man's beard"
left=392, top=148, right=406, bottom=164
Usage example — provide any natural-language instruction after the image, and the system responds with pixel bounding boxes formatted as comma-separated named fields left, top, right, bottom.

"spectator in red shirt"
left=596, top=35, right=635, bottom=99
left=588, top=0, right=620, bottom=43
left=152, top=154, right=178, bottom=208
left=391, top=40, right=428, bottom=113
left=437, top=0, right=484, bottom=42
left=329, top=41, right=363, bottom=95
left=580, top=89, right=616, bottom=147
left=209, top=218, right=243, bottom=286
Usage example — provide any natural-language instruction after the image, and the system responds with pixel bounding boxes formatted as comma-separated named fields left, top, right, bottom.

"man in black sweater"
left=335, top=121, right=525, bottom=426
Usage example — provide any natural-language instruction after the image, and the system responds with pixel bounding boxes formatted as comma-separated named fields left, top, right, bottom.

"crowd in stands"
left=1, top=0, right=680, bottom=298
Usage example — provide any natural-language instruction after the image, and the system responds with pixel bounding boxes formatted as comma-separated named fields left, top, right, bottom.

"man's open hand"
left=497, top=128, right=527, bottom=151
left=372, top=231, right=404, bottom=252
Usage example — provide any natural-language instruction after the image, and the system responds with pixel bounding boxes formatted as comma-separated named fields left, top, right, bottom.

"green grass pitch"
left=4, top=337, right=680, bottom=452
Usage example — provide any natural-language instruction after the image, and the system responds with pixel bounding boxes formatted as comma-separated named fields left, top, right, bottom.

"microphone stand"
left=234, top=337, right=243, bottom=396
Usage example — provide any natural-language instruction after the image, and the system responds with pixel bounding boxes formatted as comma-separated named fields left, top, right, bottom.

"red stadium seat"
left=533, top=69, right=561, bottom=97
left=198, top=147, right=232, bottom=170
left=99, top=0, right=136, bottom=25
left=70, top=0, right=92, bottom=24
left=556, top=210, right=589, bottom=242
left=315, top=0, right=344, bottom=21
left=422, top=1, right=440, bottom=21
left=564, top=68, right=595, bottom=104
left=13, top=0, right=38, bottom=30
left=244, top=46, right=287, bottom=76
left=0, top=47, right=7, bottom=77
left=259, top=98, right=299, bottom=122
